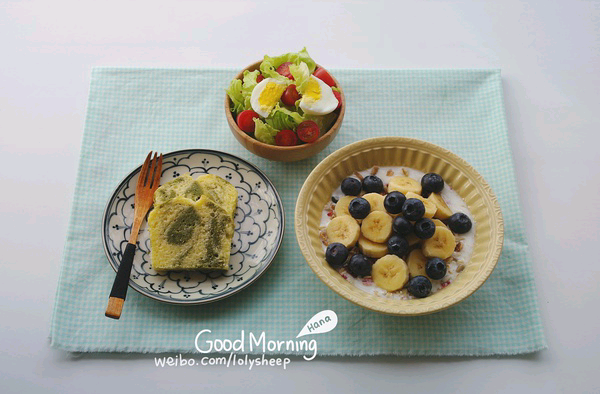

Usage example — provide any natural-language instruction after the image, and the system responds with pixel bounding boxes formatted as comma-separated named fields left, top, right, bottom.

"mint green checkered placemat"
left=50, top=68, right=546, bottom=355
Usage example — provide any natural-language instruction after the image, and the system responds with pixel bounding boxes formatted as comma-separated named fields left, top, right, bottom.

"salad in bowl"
left=226, top=48, right=343, bottom=147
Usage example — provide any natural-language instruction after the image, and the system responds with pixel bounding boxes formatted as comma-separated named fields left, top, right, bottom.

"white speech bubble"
left=296, top=310, right=338, bottom=338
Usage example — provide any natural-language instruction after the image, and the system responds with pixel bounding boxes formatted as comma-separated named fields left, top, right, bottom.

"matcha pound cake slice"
left=154, top=173, right=238, bottom=218
left=148, top=195, right=234, bottom=271
left=195, top=174, right=238, bottom=218
left=153, top=174, right=204, bottom=206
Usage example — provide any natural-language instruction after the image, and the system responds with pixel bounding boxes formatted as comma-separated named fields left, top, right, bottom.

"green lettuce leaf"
left=294, top=47, right=317, bottom=73
left=260, top=47, right=316, bottom=80
left=242, top=70, right=260, bottom=93
left=226, top=78, right=245, bottom=113
left=266, top=112, right=296, bottom=131
left=274, top=104, right=304, bottom=123
left=226, top=70, right=262, bottom=114
left=253, top=118, right=280, bottom=145
left=259, top=57, right=288, bottom=81
left=288, top=62, right=311, bottom=94
left=265, top=104, right=304, bottom=130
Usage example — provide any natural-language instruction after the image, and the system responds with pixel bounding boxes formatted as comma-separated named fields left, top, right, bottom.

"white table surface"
left=1, top=0, right=599, bottom=392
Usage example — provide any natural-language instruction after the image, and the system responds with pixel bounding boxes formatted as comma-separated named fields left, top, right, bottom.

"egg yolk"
left=303, top=78, right=321, bottom=103
left=258, top=82, right=286, bottom=111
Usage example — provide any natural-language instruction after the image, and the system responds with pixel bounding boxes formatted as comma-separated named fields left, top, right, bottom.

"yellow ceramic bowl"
left=295, top=137, right=504, bottom=316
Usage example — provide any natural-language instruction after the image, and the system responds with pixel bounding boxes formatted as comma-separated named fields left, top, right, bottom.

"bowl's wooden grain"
left=225, top=61, right=345, bottom=162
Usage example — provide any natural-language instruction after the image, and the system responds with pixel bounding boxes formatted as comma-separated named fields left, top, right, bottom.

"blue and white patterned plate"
left=102, top=149, right=284, bottom=305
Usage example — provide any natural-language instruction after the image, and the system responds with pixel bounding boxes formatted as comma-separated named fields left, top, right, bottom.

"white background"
left=1, top=0, right=599, bottom=392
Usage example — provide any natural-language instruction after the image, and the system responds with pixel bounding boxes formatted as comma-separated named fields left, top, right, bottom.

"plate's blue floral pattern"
left=102, top=150, right=284, bottom=305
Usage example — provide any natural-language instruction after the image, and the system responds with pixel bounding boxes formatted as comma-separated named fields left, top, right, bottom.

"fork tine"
left=148, top=153, right=158, bottom=188
left=145, top=152, right=158, bottom=187
left=150, top=153, right=163, bottom=189
left=137, top=152, right=153, bottom=189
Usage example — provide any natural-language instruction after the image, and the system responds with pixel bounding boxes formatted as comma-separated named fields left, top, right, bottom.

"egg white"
left=299, top=76, right=338, bottom=116
left=250, top=78, right=287, bottom=118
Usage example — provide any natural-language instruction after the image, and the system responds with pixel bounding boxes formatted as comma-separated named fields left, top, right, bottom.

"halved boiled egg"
left=299, top=75, right=338, bottom=115
left=250, top=78, right=287, bottom=117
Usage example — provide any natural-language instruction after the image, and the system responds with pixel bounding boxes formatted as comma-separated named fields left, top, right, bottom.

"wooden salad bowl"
left=225, top=61, right=345, bottom=162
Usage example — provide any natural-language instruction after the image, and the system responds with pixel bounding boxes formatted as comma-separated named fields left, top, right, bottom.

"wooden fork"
left=105, top=152, right=163, bottom=319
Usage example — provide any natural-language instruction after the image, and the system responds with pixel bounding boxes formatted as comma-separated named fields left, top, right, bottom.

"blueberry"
left=362, top=175, right=383, bottom=193
left=341, top=177, right=362, bottom=196
left=347, top=254, right=372, bottom=277
left=384, top=191, right=406, bottom=214
left=387, top=235, right=409, bottom=257
left=414, top=218, right=436, bottom=239
left=392, top=216, right=412, bottom=236
left=348, top=197, right=371, bottom=219
left=425, top=257, right=447, bottom=280
left=407, top=276, right=432, bottom=298
left=325, top=243, right=349, bottom=268
left=421, top=173, right=444, bottom=193
left=448, top=213, right=472, bottom=234
left=402, top=198, right=425, bottom=221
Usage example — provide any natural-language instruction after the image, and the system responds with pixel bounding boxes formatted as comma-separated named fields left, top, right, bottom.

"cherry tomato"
left=296, top=120, right=320, bottom=143
left=333, top=91, right=342, bottom=110
left=256, top=74, right=264, bottom=83
left=313, top=67, right=336, bottom=87
left=275, top=129, right=298, bottom=146
left=236, top=110, right=260, bottom=134
left=276, top=62, right=294, bottom=80
left=281, top=84, right=301, bottom=106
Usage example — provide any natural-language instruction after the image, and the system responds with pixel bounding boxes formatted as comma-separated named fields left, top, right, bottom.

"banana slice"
left=406, top=233, right=421, bottom=246
left=388, top=176, right=422, bottom=195
left=362, top=193, right=385, bottom=212
left=422, top=226, right=456, bottom=259
left=407, top=249, right=427, bottom=278
left=361, top=211, right=393, bottom=243
left=432, top=219, right=447, bottom=229
left=358, top=235, right=388, bottom=258
left=334, top=196, right=355, bottom=217
left=372, top=255, right=409, bottom=292
left=326, top=215, right=360, bottom=248
left=405, top=192, right=437, bottom=218
left=428, top=193, right=453, bottom=219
